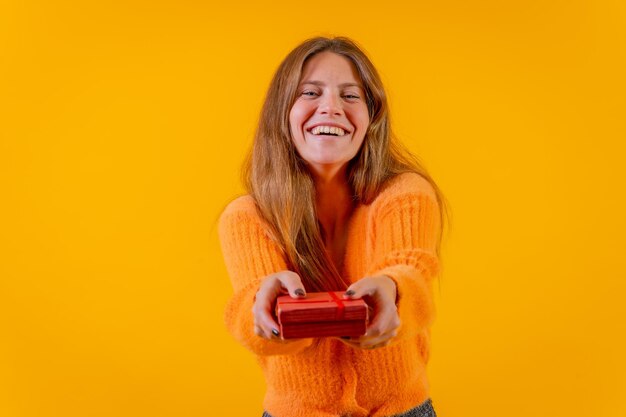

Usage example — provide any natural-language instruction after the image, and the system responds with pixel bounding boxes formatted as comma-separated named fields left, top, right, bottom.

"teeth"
left=310, top=125, right=346, bottom=136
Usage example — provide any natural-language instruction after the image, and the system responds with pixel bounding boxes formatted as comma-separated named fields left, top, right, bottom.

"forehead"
left=299, top=51, right=363, bottom=86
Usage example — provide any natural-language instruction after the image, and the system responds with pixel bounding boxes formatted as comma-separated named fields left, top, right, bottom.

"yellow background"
left=2, top=1, right=625, bottom=416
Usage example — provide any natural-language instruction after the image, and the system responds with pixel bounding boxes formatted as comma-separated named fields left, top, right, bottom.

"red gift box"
left=275, top=291, right=369, bottom=339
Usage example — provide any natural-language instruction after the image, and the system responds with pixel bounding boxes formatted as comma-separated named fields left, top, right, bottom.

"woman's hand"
left=253, top=270, right=306, bottom=342
left=337, top=275, right=400, bottom=350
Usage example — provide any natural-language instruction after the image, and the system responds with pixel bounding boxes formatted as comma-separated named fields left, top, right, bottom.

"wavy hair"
left=243, top=36, right=449, bottom=292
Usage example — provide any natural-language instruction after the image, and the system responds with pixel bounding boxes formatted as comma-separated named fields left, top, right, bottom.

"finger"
left=360, top=329, right=398, bottom=349
left=254, top=324, right=268, bottom=339
left=253, top=288, right=282, bottom=339
left=343, top=279, right=376, bottom=299
left=258, top=275, right=285, bottom=298
left=252, top=311, right=270, bottom=339
left=366, top=308, right=401, bottom=338
left=255, top=306, right=281, bottom=339
left=275, top=271, right=307, bottom=298
left=344, top=276, right=397, bottom=304
left=336, top=336, right=362, bottom=348
left=363, top=340, right=391, bottom=350
left=336, top=329, right=395, bottom=349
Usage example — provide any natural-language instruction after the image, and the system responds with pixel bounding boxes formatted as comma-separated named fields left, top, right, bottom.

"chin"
left=305, top=155, right=347, bottom=166
left=303, top=158, right=352, bottom=173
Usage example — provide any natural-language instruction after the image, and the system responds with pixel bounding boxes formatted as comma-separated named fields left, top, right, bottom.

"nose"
left=318, top=92, right=343, bottom=116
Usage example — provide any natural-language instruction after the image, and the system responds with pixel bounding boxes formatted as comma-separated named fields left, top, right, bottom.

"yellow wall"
left=2, top=1, right=625, bottom=416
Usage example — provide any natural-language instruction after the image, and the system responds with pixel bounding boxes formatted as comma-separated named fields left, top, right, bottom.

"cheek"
left=358, top=105, right=370, bottom=129
left=288, top=106, right=298, bottom=133
left=352, top=136, right=367, bottom=156
left=355, top=115, right=370, bottom=140
left=289, top=103, right=309, bottom=131
left=348, top=104, right=370, bottom=133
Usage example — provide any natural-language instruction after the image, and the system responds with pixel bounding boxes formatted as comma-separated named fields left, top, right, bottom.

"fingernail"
left=344, top=290, right=355, bottom=296
left=295, top=289, right=305, bottom=296
left=272, top=328, right=280, bottom=336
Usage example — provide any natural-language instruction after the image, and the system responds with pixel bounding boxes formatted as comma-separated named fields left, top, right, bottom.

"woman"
left=219, top=36, right=447, bottom=417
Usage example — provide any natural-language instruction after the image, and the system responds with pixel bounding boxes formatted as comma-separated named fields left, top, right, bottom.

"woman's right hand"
left=253, top=270, right=306, bottom=341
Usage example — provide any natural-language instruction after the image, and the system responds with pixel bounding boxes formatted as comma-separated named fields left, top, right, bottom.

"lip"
left=305, top=122, right=352, bottom=134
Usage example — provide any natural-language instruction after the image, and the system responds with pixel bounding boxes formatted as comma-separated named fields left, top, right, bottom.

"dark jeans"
left=262, top=398, right=437, bottom=417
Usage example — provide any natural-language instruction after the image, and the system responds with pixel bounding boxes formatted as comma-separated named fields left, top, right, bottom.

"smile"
left=307, top=125, right=349, bottom=136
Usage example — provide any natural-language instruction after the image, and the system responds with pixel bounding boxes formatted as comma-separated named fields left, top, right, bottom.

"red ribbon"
left=328, top=291, right=346, bottom=320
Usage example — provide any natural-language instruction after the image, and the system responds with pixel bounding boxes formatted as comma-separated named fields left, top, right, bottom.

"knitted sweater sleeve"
left=218, top=196, right=314, bottom=356
left=369, top=174, right=441, bottom=344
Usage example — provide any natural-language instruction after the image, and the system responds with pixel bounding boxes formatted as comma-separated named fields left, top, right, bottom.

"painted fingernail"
left=345, top=290, right=355, bottom=296
left=295, top=289, right=305, bottom=296
left=272, top=328, right=280, bottom=336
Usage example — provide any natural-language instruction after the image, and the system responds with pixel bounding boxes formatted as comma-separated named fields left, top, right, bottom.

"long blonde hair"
left=243, top=36, right=448, bottom=292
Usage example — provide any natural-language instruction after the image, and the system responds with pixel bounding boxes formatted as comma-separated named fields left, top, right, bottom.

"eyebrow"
left=300, top=80, right=364, bottom=89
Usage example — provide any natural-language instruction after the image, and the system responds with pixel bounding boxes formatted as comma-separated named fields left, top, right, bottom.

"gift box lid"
left=275, top=291, right=368, bottom=323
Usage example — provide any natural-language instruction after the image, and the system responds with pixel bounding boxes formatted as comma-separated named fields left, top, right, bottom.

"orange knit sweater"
left=219, top=172, right=441, bottom=417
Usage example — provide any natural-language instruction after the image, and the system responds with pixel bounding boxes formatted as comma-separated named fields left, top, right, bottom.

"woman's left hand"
left=337, top=275, right=400, bottom=350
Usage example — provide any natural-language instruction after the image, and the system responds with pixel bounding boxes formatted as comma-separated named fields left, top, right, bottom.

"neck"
left=312, top=167, right=354, bottom=243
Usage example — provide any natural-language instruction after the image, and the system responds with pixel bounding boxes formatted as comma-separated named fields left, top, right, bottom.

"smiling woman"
left=219, top=36, right=448, bottom=417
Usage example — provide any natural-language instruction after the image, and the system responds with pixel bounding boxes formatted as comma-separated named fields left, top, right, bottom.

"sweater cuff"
left=372, top=263, right=436, bottom=345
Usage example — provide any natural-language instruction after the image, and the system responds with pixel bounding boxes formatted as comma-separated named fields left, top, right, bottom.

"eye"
left=301, top=90, right=319, bottom=97
left=343, top=94, right=360, bottom=100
